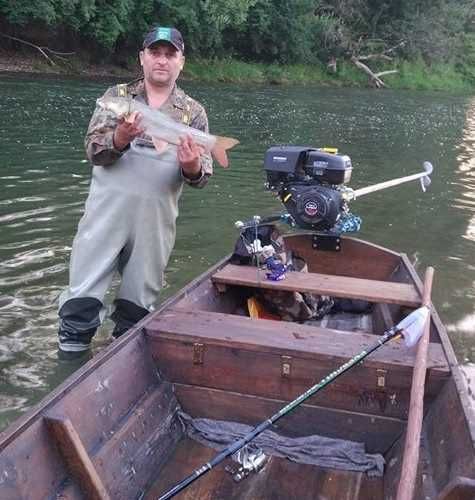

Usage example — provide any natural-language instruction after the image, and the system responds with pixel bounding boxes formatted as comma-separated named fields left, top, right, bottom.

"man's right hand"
left=113, top=111, right=144, bottom=151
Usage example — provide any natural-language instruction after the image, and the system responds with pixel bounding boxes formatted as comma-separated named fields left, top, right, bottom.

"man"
left=58, top=26, right=212, bottom=354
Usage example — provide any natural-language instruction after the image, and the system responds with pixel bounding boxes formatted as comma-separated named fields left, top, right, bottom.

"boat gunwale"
left=400, top=253, right=475, bottom=445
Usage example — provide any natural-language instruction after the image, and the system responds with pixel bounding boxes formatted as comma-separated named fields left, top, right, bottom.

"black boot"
left=111, top=299, right=149, bottom=339
left=58, top=297, right=102, bottom=355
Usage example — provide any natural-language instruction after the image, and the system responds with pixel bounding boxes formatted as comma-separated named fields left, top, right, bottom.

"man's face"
left=140, top=42, right=184, bottom=88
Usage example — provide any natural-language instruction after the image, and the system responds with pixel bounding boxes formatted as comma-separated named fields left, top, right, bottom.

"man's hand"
left=113, top=112, right=144, bottom=151
left=178, top=135, right=204, bottom=179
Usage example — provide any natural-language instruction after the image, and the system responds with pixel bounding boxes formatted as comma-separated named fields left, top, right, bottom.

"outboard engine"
left=264, top=146, right=352, bottom=231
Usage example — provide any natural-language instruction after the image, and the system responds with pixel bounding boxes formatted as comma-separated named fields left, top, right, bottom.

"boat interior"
left=1, top=235, right=474, bottom=500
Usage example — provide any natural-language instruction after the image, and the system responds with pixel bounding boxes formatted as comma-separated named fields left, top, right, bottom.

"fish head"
left=96, top=96, right=131, bottom=116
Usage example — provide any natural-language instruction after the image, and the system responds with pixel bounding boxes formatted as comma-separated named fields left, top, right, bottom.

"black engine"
left=264, top=146, right=353, bottom=231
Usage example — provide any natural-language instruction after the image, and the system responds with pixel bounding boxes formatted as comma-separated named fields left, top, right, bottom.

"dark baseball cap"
left=143, top=27, right=184, bottom=53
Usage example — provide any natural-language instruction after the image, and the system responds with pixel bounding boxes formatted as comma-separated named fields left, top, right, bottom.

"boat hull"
left=0, top=235, right=473, bottom=499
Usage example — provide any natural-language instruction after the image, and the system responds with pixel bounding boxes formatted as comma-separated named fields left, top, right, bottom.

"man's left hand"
left=178, top=135, right=203, bottom=179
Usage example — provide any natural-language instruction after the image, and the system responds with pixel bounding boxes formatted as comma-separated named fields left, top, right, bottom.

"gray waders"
left=58, top=139, right=183, bottom=352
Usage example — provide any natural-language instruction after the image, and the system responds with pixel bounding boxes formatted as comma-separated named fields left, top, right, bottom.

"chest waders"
left=58, top=108, right=185, bottom=352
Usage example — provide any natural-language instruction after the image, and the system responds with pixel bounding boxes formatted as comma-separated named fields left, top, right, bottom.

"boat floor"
left=146, top=438, right=383, bottom=500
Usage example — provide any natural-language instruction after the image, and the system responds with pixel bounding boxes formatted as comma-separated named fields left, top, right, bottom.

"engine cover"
left=281, top=184, right=343, bottom=230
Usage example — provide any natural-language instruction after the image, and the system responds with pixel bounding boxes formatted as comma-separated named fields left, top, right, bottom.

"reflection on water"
left=0, top=73, right=475, bottom=431
left=442, top=97, right=475, bottom=355
left=456, top=97, right=475, bottom=243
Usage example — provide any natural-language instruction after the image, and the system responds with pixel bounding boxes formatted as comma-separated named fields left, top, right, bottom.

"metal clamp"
left=376, top=368, right=387, bottom=388
left=312, top=233, right=341, bottom=252
left=193, top=343, right=205, bottom=365
left=281, top=355, right=292, bottom=378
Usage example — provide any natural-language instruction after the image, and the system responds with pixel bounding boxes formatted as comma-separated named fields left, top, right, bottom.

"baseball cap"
left=143, top=27, right=184, bottom=53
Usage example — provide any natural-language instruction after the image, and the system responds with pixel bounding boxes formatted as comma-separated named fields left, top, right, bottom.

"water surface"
left=0, top=74, right=474, bottom=430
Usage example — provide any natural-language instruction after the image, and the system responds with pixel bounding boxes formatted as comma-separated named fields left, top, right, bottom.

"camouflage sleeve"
left=181, top=102, right=213, bottom=188
left=84, top=86, right=125, bottom=166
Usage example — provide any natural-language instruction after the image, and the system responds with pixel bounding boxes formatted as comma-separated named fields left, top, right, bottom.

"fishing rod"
left=157, top=292, right=432, bottom=500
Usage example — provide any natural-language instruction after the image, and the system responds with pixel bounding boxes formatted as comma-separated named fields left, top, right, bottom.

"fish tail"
left=211, top=136, right=240, bottom=168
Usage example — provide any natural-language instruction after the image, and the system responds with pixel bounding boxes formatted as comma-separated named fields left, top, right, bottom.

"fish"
left=96, top=96, right=239, bottom=168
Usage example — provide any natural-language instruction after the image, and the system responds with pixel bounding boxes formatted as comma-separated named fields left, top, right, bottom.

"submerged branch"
left=351, top=55, right=398, bottom=88
left=357, top=54, right=393, bottom=62
left=351, top=56, right=385, bottom=87
left=375, top=70, right=399, bottom=77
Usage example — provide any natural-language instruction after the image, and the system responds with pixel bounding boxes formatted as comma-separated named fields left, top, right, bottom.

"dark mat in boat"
left=179, top=412, right=384, bottom=476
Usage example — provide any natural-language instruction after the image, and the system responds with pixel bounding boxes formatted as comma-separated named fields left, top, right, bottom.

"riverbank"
left=0, top=48, right=473, bottom=92
left=0, top=48, right=135, bottom=78
left=186, top=58, right=473, bottom=92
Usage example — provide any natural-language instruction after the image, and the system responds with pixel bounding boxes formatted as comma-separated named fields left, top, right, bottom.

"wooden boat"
left=1, top=234, right=474, bottom=500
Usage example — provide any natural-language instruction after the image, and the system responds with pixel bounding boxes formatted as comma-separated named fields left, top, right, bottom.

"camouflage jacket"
left=85, top=78, right=213, bottom=188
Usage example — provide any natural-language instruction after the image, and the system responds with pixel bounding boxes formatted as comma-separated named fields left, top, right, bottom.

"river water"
left=0, top=74, right=474, bottom=431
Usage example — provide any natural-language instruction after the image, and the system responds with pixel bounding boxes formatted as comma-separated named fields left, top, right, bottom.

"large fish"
left=96, top=96, right=239, bottom=168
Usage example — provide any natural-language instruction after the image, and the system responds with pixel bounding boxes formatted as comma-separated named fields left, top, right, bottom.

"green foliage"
left=56, top=0, right=96, bottom=30
left=458, top=33, right=475, bottom=83
left=0, top=0, right=57, bottom=24
left=0, top=0, right=153, bottom=49
left=80, top=1, right=126, bottom=48
left=390, top=58, right=472, bottom=92
left=0, top=0, right=474, bottom=88
left=184, top=57, right=264, bottom=83
left=240, top=0, right=320, bottom=63
left=155, top=0, right=256, bottom=56
left=182, top=57, right=471, bottom=91
left=385, top=0, right=472, bottom=63
left=183, top=58, right=340, bottom=85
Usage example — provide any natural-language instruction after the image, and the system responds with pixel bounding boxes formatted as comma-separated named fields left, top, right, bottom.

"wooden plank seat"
left=146, top=308, right=450, bottom=420
left=211, top=264, right=422, bottom=307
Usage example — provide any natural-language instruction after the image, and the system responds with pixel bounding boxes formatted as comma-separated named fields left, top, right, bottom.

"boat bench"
left=146, top=307, right=450, bottom=426
left=211, top=264, right=421, bottom=307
